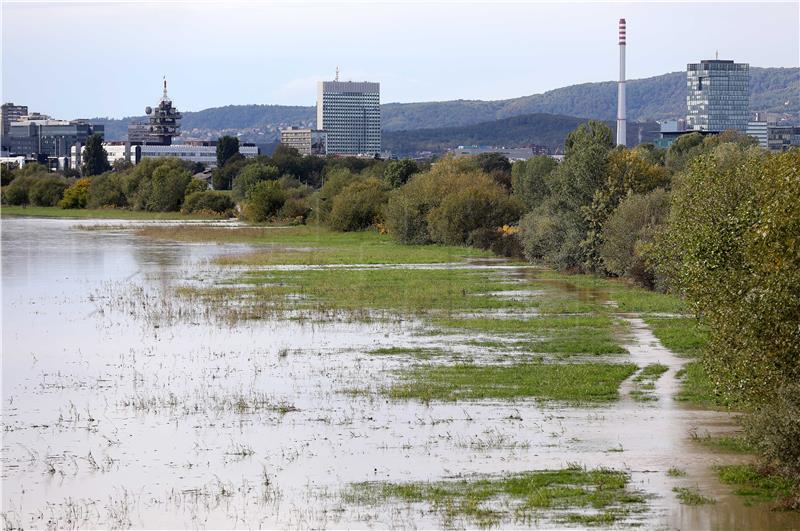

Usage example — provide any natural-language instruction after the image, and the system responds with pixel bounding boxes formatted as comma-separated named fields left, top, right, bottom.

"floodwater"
left=2, top=217, right=798, bottom=529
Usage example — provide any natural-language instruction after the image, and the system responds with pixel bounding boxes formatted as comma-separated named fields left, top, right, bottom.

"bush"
left=181, top=191, right=235, bottom=216
left=184, top=178, right=208, bottom=197
left=29, top=176, right=68, bottom=206
left=3, top=176, right=37, bottom=205
left=426, top=181, right=523, bottom=246
left=130, top=158, right=192, bottom=212
left=311, top=167, right=357, bottom=223
left=88, top=172, right=128, bottom=208
left=384, top=159, right=420, bottom=188
left=59, top=178, right=92, bottom=209
left=232, top=163, right=279, bottom=201
left=746, top=383, right=800, bottom=483
left=278, top=197, right=311, bottom=222
left=240, top=181, right=285, bottom=222
left=519, top=202, right=585, bottom=270
left=328, top=178, right=388, bottom=231
left=600, top=189, right=670, bottom=287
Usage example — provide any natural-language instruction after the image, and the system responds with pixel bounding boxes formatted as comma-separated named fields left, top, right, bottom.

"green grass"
left=630, top=363, right=669, bottom=401
left=345, top=466, right=647, bottom=527
left=387, top=362, right=638, bottom=402
left=675, top=361, right=729, bottom=408
left=0, top=205, right=223, bottom=220
left=672, top=486, right=716, bottom=505
left=369, top=346, right=454, bottom=359
left=137, top=223, right=491, bottom=265
left=692, top=433, right=755, bottom=454
left=666, top=467, right=687, bottom=478
left=716, top=465, right=797, bottom=507
left=644, top=317, right=708, bottom=358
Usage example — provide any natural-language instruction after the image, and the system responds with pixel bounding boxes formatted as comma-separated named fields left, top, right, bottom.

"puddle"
left=2, top=218, right=798, bottom=529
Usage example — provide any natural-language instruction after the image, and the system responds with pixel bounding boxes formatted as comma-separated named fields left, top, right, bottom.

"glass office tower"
left=686, top=59, right=749, bottom=132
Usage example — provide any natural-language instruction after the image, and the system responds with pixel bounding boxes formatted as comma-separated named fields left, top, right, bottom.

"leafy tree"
left=112, top=159, right=134, bottom=172
left=328, top=178, right=388, bottom=231
left=599, top=188, right=670, bottom=287
left=129, top=158, right=192, bottom=211
left=232, top=163, right=279, bottom=201
left=211, top=153, right=246, bottom=190
left=29, top=175, right=68, bottom=206
left=216, top=136, right=240, bottom=168
left=384, top=159, right=420, bottom=188
left=474, top=152, right=512, bottom=189
left=59, top=178, right=91, bottom=208
left=3, top=176, right=37, bottom=205
left=241, top=181, right=285, bottom=222
left=184, top=178, right=208, bottom=197
left=310, top=167, right=357, bottom=223
left=88, top=172, right=128, bottom=208
left=511, top=156, right=557, bottom=211
left=82, top=133, right=111, bottom=176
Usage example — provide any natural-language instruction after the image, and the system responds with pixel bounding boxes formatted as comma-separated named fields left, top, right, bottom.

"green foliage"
left=328, top=178, right=388, bottom=232
left=600, top=188, right=670, bottom=287
left=216, top=135, right=240, bottom=168
left=383, top=159, right=420, bottom=188
left=181, top=191, right=235, bottom=215
left=184, top=178, right=208, bottom=197
left=3, top=175, right=37, bottom=205
left=59, top=178, right=91, bottom=209
left=232, top=163, right=279, bottom=201
left=746, top=383, right=800, bottom=483
left=241, top=180, right=285, bottom=222
left=129, top=158, right=192, bottom=212
left=211, top=154, right=246, bottom=190
left=28, top=175, right=68, bottom=206
left=88, top=172, right=128, bottom=208
left=512, top=155, right=557, bottom=211
left=81, top=133, right=111, bottom=176
left=311, top=167, right=357, bottom=223
left=474, top=152, right=512, bottom=188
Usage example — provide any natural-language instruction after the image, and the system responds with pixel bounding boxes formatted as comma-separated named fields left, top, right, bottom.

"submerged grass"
left=345, top=466, right=647, bottom=527
left=644, top=317, right=708, bottom=358
left=387, top=362, right=637, bottom=402
left=630, top=363, right=669, bottom=402
left=672, top=486, right=716, bottom=505
left=716, top=465, right=798, bottom=508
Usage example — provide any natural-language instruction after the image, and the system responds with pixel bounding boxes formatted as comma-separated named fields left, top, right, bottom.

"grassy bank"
left=345, top=466, right=647, bottom=527
left=1, top=205, right=225, bottom=220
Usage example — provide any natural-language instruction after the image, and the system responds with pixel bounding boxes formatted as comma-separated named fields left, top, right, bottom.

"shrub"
left=232, top=163, right=279, bottom=201
left=427, top=182, right=523, bottom=246
left=29, top=175, right=68, bottom=206
left=311, top=167, right=357, bottom=223
left=240, top=180, right=285, bottom=222
left=59, top=178, right=92, bottom=209
left=746, top=383, right=800, bottom=483
left=130, top=158, right=192, bottom=212
left=519, top=202, right=585, bottom=271
left=600, top=188, right=670, bottom=287
left=278, top=197, right=311, bottom=222
left=512, top=155, right=557, bottom=211
left=181, top=191, right=235, bottom=216
left=184, top=178, right=208, bottom=197
left=88, top=172, right=128, bottom=208
left=3, top=176, right=37, bottom=205
left=328, top=178, right=388, bottom=231
left=384, top=159, right=420, bottom=188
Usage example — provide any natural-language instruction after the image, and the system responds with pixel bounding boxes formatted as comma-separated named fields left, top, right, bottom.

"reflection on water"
left=1, top=217, right=798, bottom=529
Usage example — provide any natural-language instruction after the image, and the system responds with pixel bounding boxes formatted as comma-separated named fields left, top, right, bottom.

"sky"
left=2, top=1, right=798, bottom=120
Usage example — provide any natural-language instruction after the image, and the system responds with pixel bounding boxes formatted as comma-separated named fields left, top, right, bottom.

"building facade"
left=1, top=103, right=28, bottom=151
left=7, top=118, right=104, bottom=159
left=317, top=80, right=380, bottom=156
left=767, top=125, right=800, bottom=151
left=280, top=127, right=327, bottom=156
left=746, top=121, right=769, bottom=149
left=686, top=59, right=749, bottom=133
left=71, top=142, right=259, bottom=169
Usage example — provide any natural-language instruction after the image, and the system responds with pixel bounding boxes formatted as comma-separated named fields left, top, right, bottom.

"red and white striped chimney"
left=616, top=18, right=627, bottom=147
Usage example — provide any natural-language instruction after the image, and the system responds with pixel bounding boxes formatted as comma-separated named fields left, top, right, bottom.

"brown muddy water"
left=2, top=218, right=798, bottom=530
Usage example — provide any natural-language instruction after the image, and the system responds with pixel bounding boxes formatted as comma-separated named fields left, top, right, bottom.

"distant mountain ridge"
left=94, top=67, right=798, bottom=142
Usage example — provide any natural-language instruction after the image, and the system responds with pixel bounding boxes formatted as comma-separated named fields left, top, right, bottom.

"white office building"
left=317, top=80, right=381, bottom=156
left=71, top=142, right=258, bottom=169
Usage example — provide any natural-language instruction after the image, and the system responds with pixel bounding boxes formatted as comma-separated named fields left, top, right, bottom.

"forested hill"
left=382, top=114, right=659, bottom=155
left=95, top=67, right=798, bottom=141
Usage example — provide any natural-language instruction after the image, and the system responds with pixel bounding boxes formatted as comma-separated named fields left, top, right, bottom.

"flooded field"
left=2, top=217, right=798, bottom=529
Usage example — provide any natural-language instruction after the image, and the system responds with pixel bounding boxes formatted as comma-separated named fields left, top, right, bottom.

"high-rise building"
left=616, top=18, right=627, bottom=147
left=128, top=79, right=182, bottom=145
left=316, top=78, right=380, bottom=156
left=686, top=59, right=749, bottom=133
left=746, top=121, right=769, bottom=149
left=1, top=103, right=29, bottom=151
left=6, top=116, right=103, bottom=158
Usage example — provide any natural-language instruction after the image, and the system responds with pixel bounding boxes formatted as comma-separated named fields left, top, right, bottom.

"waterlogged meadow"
left=2, top=218, right=799, bottom=529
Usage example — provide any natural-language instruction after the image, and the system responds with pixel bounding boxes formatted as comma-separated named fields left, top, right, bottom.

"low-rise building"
left=71, top=141, right=259, bottom=169
left=448, top=145, right=549, bottom=161
left=280, top=127, right=327, bottom=155
left=767, top=125, right=800, bottom=151
left=746, top=121, right=769, bottom=149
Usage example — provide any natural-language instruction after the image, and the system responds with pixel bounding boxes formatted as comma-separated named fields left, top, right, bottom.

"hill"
left=94, top=67, right=798, bottom=141
left=382, top=114, right=659, bottom=155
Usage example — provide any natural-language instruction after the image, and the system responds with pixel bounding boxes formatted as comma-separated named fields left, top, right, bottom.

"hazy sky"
left=2, top=1, right=798, bottom=119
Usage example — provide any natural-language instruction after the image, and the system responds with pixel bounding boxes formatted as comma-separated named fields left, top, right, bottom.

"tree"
left=474, top=152, right=512, bottom=189
left=384, top=159, right=420, bottom=188
left=511, top=155, right=557, bottom=211
left=241, top=181, right=286, bottom=222
left=181, top=191, right=235, bottom=216
left=129, top=158, right=192, bottom=211
left=211, top=153, right=246, bottom=190
left=216, top=136, right=240, bottom=168
left=59, top=178, right=92, bottom=209
left=328, top=178, right=388, bottom=231
left=82, top=133, right=111, bottom=176
left=29, top=176, right=68, bottom=206
left=232, top=163, right=279, bottom=201
left=88, top=172, right=128, bottom=208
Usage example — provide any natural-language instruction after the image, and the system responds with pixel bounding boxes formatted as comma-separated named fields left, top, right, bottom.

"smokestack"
left=616, top=18, right=627, bottom=147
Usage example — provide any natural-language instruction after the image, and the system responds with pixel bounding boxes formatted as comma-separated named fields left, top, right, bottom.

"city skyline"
left=2, top=1, right=798, bottom=120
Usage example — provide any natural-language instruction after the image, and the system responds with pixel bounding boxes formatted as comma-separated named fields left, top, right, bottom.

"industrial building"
left=686, top=59, right=750, bottom=133
left=280, top=127, right=327, bottom=155
left=317, top=76, right=381, bottom=156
